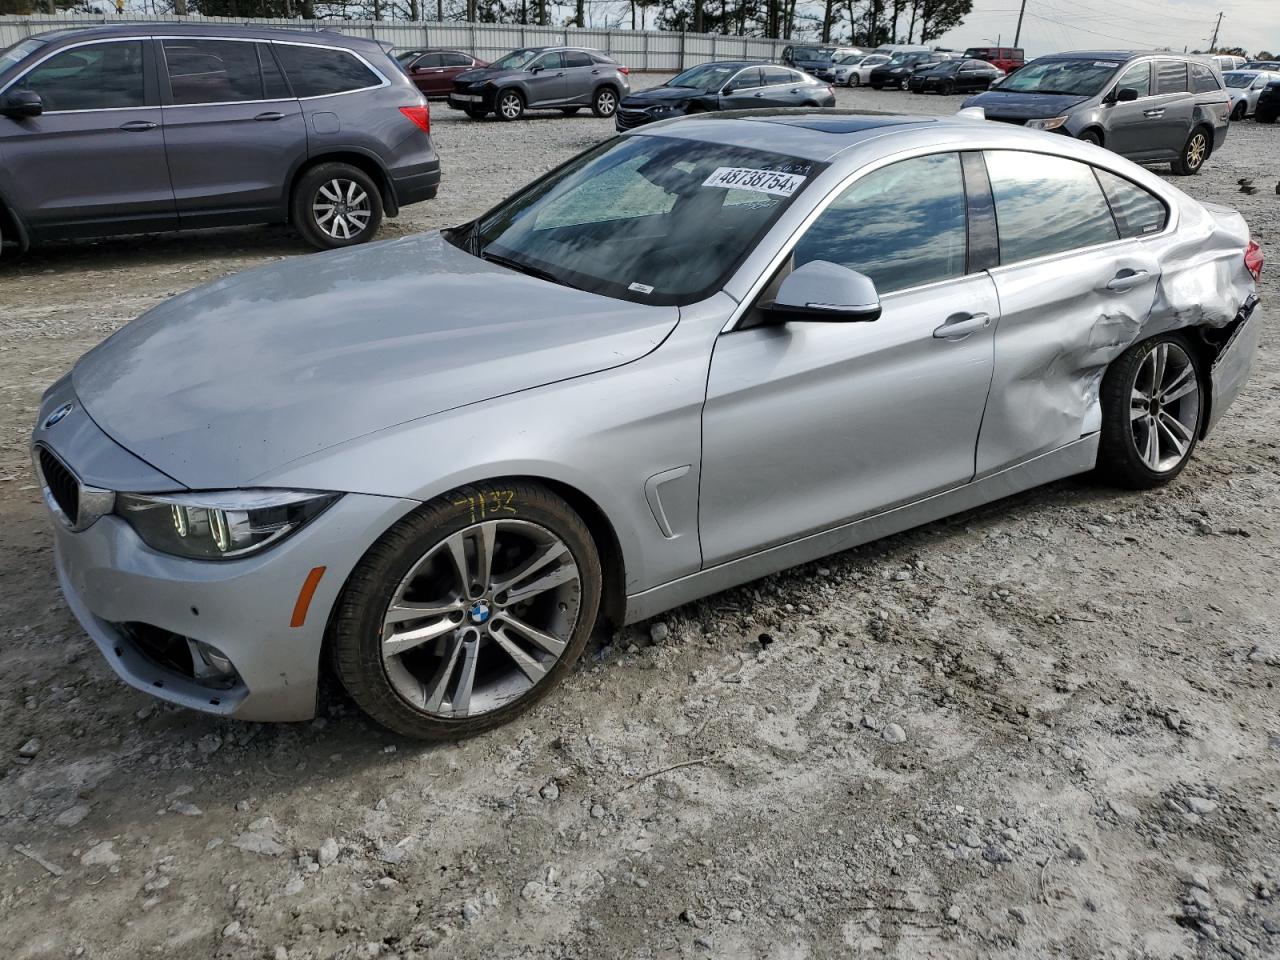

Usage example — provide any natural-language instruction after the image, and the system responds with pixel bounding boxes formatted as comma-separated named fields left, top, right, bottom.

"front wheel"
left=330, top=481, right=603, bottom=740
left=496, top=88, right=524, bottom=121
left=939, top=80, right=956, bottom=95
left=592, top=86, right=618, bottom=118
left=849, top=75, right=860, bottom=87
left=1231, top=102, right=1247, bottom=121
left=1078, top=130, right=1102, bottom=146
left=291, top=162, right=383, bottom=250
left=1171, top=127, right=1210, bottom=175
left=1097, top=334, right=1203, bottom=489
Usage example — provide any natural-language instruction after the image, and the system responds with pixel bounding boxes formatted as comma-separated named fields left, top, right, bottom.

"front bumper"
left=51, top=492, right=417, bottom=721
left=448, top=90, right=493, bottom=111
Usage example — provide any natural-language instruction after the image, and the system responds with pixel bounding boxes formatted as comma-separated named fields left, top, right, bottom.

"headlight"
left=1026, top=116, right=1069, bottom=131
left=653, top=101, right=687, bottom=112
left=116, top=489, right=340, bottom=560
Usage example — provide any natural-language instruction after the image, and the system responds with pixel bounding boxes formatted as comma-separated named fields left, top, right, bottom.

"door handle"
left=933, top=312, right=991, bottom=340
left=253, top=111, right=285, bottom=121
left=119, top=120, right=157, bottom=131
left=1105, top=269, right=1151, bottom=291
left=429, top=69, right=445, bottom=73
left=1143, top=108, right=1164, bottom=117
left=753, top=92, right=765, bottom=97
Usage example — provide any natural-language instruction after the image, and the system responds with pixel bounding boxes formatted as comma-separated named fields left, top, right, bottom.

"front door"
left=699, top=152, right=999, bottom=564
left=720, top=67, right=766, bottom=109
left=525, top=52, right=567, bottom=106
left=1103, top=61, right=1157, bottom=159
left=157, top=38, right=307, bottom=225
left=407, top=53, right=446, bottom=96
left=0, top=37, right=175, bottom=238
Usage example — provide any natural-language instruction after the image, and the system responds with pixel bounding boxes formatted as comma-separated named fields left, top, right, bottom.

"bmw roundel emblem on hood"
left=43, top=402, right=74, bottom=429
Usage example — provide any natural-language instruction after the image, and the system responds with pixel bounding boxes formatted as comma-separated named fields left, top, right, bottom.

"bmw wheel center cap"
left=468, top=601, right=491, bottom=624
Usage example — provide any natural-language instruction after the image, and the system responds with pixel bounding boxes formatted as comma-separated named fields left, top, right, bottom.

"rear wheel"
left=1097, top=334, right=1204, bottom=488
left=291, top=162, right=383, bottom=250
left=1171, top=126, right=1210, bottom=175
left=592, top=86, right=618, bottom=118
left=330, top=481, right=603, bottom=740
left=496, top=88, right=524, bottom=121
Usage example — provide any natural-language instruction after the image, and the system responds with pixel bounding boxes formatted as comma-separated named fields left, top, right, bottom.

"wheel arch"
left=0, top=192, right=31, bottom=252
left=288, top=150, right=399, bottom=220
left=1079, top=124, right=1105, bottom=146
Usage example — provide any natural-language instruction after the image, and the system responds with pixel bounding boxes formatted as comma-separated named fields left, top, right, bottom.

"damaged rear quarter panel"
left=975, top=186, right=1257, bottom=477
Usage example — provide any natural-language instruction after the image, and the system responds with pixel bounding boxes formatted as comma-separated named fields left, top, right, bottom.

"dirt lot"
left=1, top=78, right=1279, bottom=960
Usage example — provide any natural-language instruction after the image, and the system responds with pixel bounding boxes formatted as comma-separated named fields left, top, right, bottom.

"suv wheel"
left=592, top=86, right=618, bottom=118
left=1078, top=130, right=1102, bottom=146
left=1171, top=127, right=1210, bottom=175
left=292, top=162, right=383, bottom=250
left=496, top=89, right=524, bottom=121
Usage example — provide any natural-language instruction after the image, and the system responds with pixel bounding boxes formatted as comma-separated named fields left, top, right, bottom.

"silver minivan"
left=962, top=51, right=1232, bottom=175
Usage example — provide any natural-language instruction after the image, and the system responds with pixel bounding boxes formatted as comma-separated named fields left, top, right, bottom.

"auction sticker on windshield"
left=703, top=167, right=807, bottom=197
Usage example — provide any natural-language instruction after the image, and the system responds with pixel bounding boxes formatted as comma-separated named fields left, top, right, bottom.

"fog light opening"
left=187, top=638, right=238, bottom=687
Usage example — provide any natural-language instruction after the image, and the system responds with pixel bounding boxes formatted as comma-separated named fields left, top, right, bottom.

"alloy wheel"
left=1186, top=132, right=1207, bottom=170
left=312, top=179, right=372, bottom=241
left=595, top=89, right=617, bottom=116
left=380, top=519, right=582, bottom=718
left=499, top=91, right=522, bottom=119
left=1129, top=341, right=1200, bottom=473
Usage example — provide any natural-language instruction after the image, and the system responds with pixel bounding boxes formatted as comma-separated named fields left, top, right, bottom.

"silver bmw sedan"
left=32, top=112, right=1263, bottom=739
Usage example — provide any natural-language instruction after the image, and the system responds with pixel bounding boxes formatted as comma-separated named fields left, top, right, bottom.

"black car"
left=615, top=61, right=835, bottom=131
left=870, top=51, right=954, bottom=89
left=908, top=59, right=1003, bottom=95
left=1257, top=77, right=1280, bottom=123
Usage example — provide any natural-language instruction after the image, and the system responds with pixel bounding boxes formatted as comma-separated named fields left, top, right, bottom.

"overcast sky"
left=933, top=0, right=1279, bottom=58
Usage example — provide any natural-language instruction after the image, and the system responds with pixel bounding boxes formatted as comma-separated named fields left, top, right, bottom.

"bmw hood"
left=963, top=90, right=1090, bottom=118
left=72, top=232, right=679, bottom=489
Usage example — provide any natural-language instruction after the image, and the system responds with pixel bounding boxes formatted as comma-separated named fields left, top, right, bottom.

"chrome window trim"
left=720, top=143, right=1180, bottom=334
left=0, top=36, right=149, bottom=114
left=158, top=36, right=277, bottom=108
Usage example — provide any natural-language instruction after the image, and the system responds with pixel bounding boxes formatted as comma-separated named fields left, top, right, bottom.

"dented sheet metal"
left=974, top=192, right=1257, bottom=477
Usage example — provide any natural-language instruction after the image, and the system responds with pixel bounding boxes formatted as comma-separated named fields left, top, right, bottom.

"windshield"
left=463, top=136, right=822, bottom=306
left=0, top=37, right=45, bottom=74
left=1223, top=72, right=1255, bottom=88
left=998, top=58, right=1121, bottom=95
left=668, top=63, right=739, bottom=92
left=491, top=48, right=539, bottom=70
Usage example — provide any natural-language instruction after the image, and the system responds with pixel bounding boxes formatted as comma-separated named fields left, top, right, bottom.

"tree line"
left=2, top=0, right=975, bottom=44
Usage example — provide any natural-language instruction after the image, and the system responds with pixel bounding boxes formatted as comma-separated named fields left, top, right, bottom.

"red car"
left=963, top=46, right=1025, bottom=74
left=396, top=49, right=489, bottom=98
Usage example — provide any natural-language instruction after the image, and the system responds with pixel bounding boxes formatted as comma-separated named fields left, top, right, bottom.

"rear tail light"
left=1245, top=239, right=1264, bottom=281
left=618, top=66, right=630, bottom=75
left=399, top=105, right=430, bottom=133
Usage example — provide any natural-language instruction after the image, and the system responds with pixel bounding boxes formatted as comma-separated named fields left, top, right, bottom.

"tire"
left=465, top=107, right=487, bottom=119
left=291, top=162, right=383, bottom=251
left=1231, top=102, right=1247, bottom=121
left=1078, top=129, right=1102, bottom=146
left=1097, top=333, right=1204, bottom=489
left=496, top=88, right=524, bottom=121
left=560, top=107, right=581, bottom=116
left=330, top=480, right=603, bottom=740
left=1170, top=126, right=1211, bottom=175
left=592, top=86, right=618, bottom=118
left=849, top=74, right=860, bottom=87
left=939, top=80, right=955, bottom=95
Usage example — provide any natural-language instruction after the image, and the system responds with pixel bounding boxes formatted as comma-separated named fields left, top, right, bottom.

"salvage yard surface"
left=1, top=78, right=1278, bottom=960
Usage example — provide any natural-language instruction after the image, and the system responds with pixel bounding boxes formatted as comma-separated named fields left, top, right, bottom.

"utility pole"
left=1014, top=0, right=1027, bottom=48
left=1208, top=11, right=1223, bottom=51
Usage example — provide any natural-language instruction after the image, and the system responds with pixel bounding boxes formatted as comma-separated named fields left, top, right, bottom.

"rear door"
left=560, top=50, right=597, bottom=105
left=0, top=37, right=175, bottom=238
left=758, top=66, right=805, bottom=105
left=1148, top=59, right=1195, bottom=158
left=438, top=52, right=477, bottom=95
left=976, top=149, right=1162, bottom=474
left=158, top=37, right=306, bottom=226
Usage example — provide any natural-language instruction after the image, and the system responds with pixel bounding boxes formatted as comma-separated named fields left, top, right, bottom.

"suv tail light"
left=618, top=66, right=630, bottom=75
left=1245, top=239, right=1264, bottom=281
left=399, top=105, right=430, bottom=133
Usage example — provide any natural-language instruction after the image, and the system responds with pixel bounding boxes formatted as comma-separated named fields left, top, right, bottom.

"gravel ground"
left=2, top=77, right=1279, bottom=960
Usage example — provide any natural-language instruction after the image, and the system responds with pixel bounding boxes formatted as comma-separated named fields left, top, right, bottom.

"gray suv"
left=0, top=24, right=440, bottom=251
left=962, top=51, right=1231, bottom=175
left=447, top=46, right=630, bottom=121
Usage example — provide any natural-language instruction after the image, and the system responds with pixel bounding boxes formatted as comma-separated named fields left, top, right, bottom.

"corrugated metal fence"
left=0, top=15, right=791, bottom=71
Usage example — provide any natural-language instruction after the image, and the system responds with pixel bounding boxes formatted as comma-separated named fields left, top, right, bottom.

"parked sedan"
left=34, top=112, right=1262, bottom=739
left=1223, top=70, right=1280, bottom=119
left=447, top=45, right=629, bottom=120
left=870, top=50, right=954, bottom=89
left=908, top=58, right=1003, bottom=94
left=615, top=62, right=834, bottom=130
left=398, top=48, right=487, bottom=99
left=829, top=52, right=889, bottom=87
left=1257, top=77, right=1280, bottom=122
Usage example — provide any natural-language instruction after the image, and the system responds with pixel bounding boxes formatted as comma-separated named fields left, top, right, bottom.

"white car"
left=1224, top=70, right=1280, bottom=119
left=833, top=53, right=889, bottom=86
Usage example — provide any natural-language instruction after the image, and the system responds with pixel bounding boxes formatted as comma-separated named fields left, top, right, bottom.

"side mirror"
left=1116, top=87, right=1140, bottom=102
left=722, top=84, right=735, bottom=94
left=1, top=89, right=43, bottom=119
left=529, top=64, right=543, bottom=74
left=764, top=261, right=882, bottom=324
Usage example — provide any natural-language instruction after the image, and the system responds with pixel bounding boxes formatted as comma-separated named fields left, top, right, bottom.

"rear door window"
left=984, top=150, right=1118, bottom=264
left=412, top=53, right=443, bottom=68
left=763, top=67, right=794, bottom=86
left=163, top=39, right=263, bottom=104
left=1094, top=168, right=1168, bottom=238
left=1155, top=59, right=1188, bottom=94
left=15, top=39, right=145, bottom=111
left=441, top=52, right=472, bottom=67
left=1115, top=61, right=1151, bottom=97
left=563, top=51, right=593, bottom=69
left=794, top=153, right=968, bottom=295
left=273, top=43, right=382, bottom=98
left=1190, top=63, right=1221, bottom=92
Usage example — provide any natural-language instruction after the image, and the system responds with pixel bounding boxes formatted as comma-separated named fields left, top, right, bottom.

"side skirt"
left=623, top=434, right=1100, bottom=624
